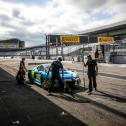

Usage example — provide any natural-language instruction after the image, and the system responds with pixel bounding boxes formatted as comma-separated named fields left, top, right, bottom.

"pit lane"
left=0, top=59, right=126, bottom=126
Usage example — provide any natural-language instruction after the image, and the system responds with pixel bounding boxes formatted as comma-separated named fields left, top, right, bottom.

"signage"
left=60, top=36, right=80, bottom=43
left=98, top=37, right=114, bottom=43
left=0, top=42, right=19, bottom=48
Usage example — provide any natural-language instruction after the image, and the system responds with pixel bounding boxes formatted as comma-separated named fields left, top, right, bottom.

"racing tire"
left=40, top=75, right=44, bottom=88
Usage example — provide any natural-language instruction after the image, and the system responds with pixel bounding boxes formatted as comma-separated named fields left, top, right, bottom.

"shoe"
left=87, top=91, right=92, bottom=95
left=48, top=92, right=52, bottom=96
left=87, top=90, right=92, bottom=93
left=88, top=92, right=92, bottom=95
left=60, top=93, right=64, bottom=96
left=95, top=88, right=98, bottom=91
left=70, top=91, right=75, bottom=98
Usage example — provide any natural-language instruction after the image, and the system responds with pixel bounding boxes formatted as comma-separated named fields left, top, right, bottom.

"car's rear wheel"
left=64, top=81, right=74, bottom=91
left=28, top=70, right=33, bottom=83
left=40, top=75, right=44, bottom=88
left=76, top=79, right=81, bottom=87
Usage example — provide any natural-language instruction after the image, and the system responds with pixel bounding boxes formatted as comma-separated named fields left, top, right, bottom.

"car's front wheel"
left=77, top=79, right=81, bottom=86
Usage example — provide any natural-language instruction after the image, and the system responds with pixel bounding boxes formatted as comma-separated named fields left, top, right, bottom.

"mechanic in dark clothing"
left=48, top=57, right=64, bottom=95
left=84, top=55, right=98, bottom=94
left=20, top=58, right=27, bottom=71
left=16, top=58, right=27, bottom=84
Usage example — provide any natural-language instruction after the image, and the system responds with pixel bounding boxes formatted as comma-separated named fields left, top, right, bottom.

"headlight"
left=72, top=72, right=77, bottom=78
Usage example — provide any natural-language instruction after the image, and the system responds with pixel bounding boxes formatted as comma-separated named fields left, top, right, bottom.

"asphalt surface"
left=73, top=69, right=126, bottom=80
left=0, top=61, right=126, bottom=126
left=0, top=68, right=85, bottom=126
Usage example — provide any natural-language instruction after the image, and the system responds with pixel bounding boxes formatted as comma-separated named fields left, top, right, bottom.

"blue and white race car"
left=28, top=64, right=81, bottom=88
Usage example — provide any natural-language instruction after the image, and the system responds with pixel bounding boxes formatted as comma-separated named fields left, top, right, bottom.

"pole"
left=46, top=35, right=48, bottom=59
left=48, top=35, right=50, bottom=59
left=56, top=37, right=58, bottom=57
left=61, top=41, right=64, bottom=60
left=83, top=43, right=86, bottom=90
left=82, top=35, right=89, bottom=91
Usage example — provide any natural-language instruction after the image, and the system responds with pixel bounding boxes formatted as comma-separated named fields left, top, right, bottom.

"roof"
left=79, top=20, right=126, bottom=34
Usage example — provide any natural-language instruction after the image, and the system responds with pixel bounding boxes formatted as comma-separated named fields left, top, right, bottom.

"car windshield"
left=59, top=68, right=67, bottom=71
left=41, top=64, right=68, bottom=72
left=37, top=65, right=44, bottom=71
left=45, top=65, right=50, bottom=72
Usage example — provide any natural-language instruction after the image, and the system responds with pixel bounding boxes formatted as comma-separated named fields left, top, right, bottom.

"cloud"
left=0, top=14, right=10, bottom=22
left=12, top=9, right=20, bottom=18
left=0, top=0, right=126, bottom=47
left=65, top=0, right=107, bottom=13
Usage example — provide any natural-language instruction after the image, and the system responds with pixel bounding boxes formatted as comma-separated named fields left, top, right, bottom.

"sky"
left=0, top=0, right=126, bottom=47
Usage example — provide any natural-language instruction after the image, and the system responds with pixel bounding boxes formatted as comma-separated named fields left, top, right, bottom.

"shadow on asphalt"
left=74, top=94, right=126, bottom=119
left=74, top=85, right=126, bottom=103
left=50, top=93, right=91, bottom=103
left=0, top=68, right=87, bottom=126
left=74, top=86, right=88, bottom=93
left=27, top=79, right=126, bottom=119
left=94, top=90, right=126, bottom=103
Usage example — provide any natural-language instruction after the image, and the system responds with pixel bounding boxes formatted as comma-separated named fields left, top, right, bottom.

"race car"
left=28, top=64, right=81, bottom=88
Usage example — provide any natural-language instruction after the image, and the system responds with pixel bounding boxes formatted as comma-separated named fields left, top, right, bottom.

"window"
left=37, top=65, right=44, bottom=71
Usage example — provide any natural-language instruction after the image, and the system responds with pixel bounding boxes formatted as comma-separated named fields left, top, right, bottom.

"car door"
left=34, top=65, right=44, bottom=85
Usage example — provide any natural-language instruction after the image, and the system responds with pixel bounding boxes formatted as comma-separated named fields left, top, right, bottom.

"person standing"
left=20, top=57, right=27, bottom=71
left=84, top=55, right=98, bottom=95
left=95, top=48, right=99, bottom=59
left=48, top=57, right=64, bottom=95
left=16, top=58, right=27, bottom=84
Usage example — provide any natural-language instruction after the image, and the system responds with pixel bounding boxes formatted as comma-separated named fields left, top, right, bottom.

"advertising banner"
left=98, top=37, right=114, bottom=43
left=60, top=36, right=80, bottom=43
left=0, top=42, right=19, bottom=48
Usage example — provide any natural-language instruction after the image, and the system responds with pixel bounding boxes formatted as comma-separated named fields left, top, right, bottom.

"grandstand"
left=0, top=39, right=25, bottom=49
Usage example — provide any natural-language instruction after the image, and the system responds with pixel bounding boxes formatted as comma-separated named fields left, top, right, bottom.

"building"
left=79, top=20, right=126, bottom=42
left=79, top=20, right=126, bottom=63
left=0, top=38, right=25, bottom=49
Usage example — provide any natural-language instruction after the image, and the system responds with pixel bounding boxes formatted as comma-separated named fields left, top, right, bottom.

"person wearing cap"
left=84, top=55, right=98, bottom=94
left=48, top=57, right=64, bottom=95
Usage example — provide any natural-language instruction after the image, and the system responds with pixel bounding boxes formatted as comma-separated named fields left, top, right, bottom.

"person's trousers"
left=88, top=72, right=97, bottom=92
left=49, top=74, right=64, bottom=93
